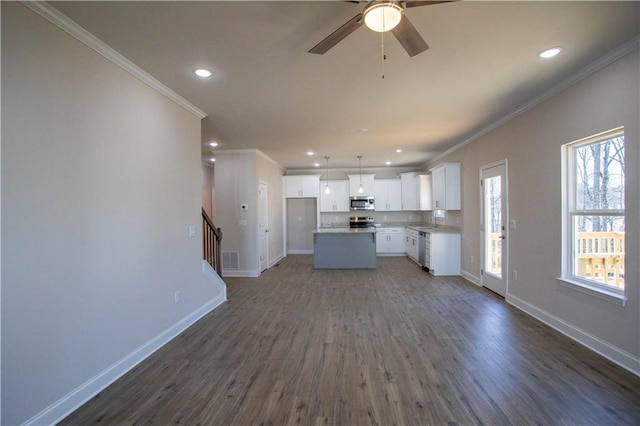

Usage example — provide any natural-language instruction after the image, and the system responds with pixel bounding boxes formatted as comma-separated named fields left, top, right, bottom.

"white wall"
left=1, top=3, right=225, bottom=424
left=256, top=153, right=285, bottom=267
left=430, top=48, right=639, bottom=371
left=214, top=150, right=284, bottom=276
left=201, top=163, right=215, bottom=219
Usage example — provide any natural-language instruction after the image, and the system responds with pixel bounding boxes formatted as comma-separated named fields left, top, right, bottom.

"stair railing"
left=202, top=208, right=222, bottom=275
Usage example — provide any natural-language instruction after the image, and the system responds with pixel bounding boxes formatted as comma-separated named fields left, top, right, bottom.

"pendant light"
left=324, top=156, right=331, bottom=194
left=357, top=155, right=364, bottom=194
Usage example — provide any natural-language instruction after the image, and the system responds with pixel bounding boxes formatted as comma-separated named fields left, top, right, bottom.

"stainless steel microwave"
left=350, top=196, right=375, bottom=211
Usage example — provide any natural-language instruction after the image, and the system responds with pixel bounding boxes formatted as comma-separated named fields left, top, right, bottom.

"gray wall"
left=1, top=3, right=224, bottom=423
left=287, top=198, right=318, bottom=253
left=430, top=48, right=639, bottom=368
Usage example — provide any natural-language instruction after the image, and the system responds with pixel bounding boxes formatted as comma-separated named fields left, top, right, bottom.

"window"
left=561, top=128, right=625, bottom=301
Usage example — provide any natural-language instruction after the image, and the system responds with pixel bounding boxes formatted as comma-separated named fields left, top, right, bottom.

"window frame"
left=559, top=127, right=626, bottom=306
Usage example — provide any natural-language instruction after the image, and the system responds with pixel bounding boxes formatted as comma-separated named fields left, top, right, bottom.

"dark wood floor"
left=60, top=255, right=640, bottom=425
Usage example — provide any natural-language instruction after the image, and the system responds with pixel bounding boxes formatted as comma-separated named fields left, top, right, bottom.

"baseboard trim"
left=25, top=291, right=226, bottom=426
left=461, top=269, right=481, bottom=286
left=268, top=253, right=285, bottom=268
left=221, top=269, right=260, bottom=278
left=287, top=249, right=313, bottom=255
left=507, top=294, right=640, bottom=376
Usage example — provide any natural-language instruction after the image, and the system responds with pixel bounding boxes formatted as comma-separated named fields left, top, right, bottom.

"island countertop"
left=313, top=227, right=377, bottom=234
left=313, top=228, right=377, bottom=269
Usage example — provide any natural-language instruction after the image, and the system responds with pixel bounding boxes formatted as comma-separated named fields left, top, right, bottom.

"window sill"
left=557, top=277, right=626, bottom=306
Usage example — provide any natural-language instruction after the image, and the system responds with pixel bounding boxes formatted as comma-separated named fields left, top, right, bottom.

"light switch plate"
left=188, top=225, right=196, bottom=238
left=510, top=219, right=517, bottom=230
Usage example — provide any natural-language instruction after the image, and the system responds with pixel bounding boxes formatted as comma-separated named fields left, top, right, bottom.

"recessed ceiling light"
left=385, top=161, right=391, bottom=165
left=314, top=163, right=320, bottom=167
left=209, top=141, right=219, bottom=147
left=396, top=149, right=403, bottom=153
left=194, top=68, right=213, bottom=78
left=358, top=128, right=368, bottom=133
left=537, top=47, right=563, bottom=59
left=307, top=151, right=314, bottom=156
left=210, top=158, right=216, bottom=162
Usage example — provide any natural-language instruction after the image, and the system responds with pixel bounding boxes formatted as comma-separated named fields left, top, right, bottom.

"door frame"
left=479, top=159, right=509, bottom=297
left=258, top=181, right=269, bottom=273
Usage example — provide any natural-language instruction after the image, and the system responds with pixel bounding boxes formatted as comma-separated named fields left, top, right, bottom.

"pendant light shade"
left=324, top=156, right=331, bottom=194
left=357, top=156, right=364, bottom=194
left=363, top=2, right=403, bottom=33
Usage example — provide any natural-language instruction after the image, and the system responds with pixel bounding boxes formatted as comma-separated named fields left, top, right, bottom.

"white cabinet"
left=424, top=232, right=461, bottom=276
left=376, top=228, right=404, bottom=255
left=348, top=174, right=376, bottom=197
left=284, top=175, right=320, bottom=198
left=417, top=174, right=432, bottom=211
left=320, top=180, right=349, bottom=212
left=374, top=179, right=402, bottom=211
left=405, top=228, right=419, bottom=263
left=400, top=172, right=419, bottom=211
left=430, top=163, right=460, bottom=210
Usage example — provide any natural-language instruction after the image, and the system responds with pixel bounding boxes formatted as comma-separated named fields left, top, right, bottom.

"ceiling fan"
left=309, top=1, right=455, bottom=57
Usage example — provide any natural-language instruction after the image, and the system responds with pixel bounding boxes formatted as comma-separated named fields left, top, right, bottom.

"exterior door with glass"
left=481, top=162, right=507, bottom=296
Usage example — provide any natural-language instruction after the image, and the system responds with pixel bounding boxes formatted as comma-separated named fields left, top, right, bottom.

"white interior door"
left=481, top=162, right=507, bottom=296
left=258, top=182, right=269, bottom=273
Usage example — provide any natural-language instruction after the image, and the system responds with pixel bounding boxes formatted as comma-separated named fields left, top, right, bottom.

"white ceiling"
left=51, top=1, right=639, bottom=170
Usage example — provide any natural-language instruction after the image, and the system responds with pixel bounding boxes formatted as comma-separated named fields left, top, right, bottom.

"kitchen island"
left=312, top=228, right=377, bottom=269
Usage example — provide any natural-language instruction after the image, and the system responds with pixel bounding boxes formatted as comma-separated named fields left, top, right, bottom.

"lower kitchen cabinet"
left=376, top=228, right=404, bottom=255
left=424, top=232, right=460, bottom=276
left=405, top=228, right=419, bottom=263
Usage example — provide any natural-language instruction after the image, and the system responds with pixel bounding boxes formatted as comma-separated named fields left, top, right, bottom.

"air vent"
left=222, top=251, right=239, bottom=270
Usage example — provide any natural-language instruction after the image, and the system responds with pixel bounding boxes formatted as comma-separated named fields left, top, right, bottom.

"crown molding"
left=427, top=35, right=640, bottom=167
left=214, top=149, right=284, bottom=170
left=21, top=1, right=207, bottom=119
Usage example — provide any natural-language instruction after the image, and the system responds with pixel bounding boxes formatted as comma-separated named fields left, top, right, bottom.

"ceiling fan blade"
left=404, top=1, right=455, bottom=8
left=309, top=13, right=363, bottom=54
left=391, top=15, right=429, bottom=57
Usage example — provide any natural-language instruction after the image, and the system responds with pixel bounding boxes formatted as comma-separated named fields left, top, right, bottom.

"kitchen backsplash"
left=320, top=210, right=462, bottom=228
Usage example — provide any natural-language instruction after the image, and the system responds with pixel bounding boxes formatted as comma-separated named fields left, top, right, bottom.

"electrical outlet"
left=174, top=291, right=181, bottom=304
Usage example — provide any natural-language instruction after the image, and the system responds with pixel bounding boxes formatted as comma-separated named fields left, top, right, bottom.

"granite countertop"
left=405, top=225, right=460, bottom=234
left=313, top=227, right=377, bottom=234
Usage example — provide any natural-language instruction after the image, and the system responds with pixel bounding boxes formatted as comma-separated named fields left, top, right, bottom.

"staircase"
left=202, top=209, right=222, bottom=275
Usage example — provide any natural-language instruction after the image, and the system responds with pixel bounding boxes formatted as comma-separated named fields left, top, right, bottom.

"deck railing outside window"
left=575, top=231, right=624, bottom=288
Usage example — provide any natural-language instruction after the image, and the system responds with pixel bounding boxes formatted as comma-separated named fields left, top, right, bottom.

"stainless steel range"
left=349, top=216, right=375, bottom=228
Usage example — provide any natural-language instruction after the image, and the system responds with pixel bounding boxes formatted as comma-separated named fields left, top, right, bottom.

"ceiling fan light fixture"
left=364, top=2, right=403, bottom=33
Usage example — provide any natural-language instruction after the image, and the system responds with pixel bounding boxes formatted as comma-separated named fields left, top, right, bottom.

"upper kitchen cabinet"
left=417, top=174, right=432, bottom=211
left=400, top=172, right=432, bottom=211
left=374, top=179, right=402, bottom=211
left=320, top=180, right=349, bottom=212
left=348, top=174, right=376, bottom=197
left=430, top=163, right=460, bottom=210
left=284, top=175, right=321, bottom=198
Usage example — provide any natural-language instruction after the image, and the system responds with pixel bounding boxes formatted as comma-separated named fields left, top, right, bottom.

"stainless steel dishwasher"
left=418, top=230, right=427, bottom=268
